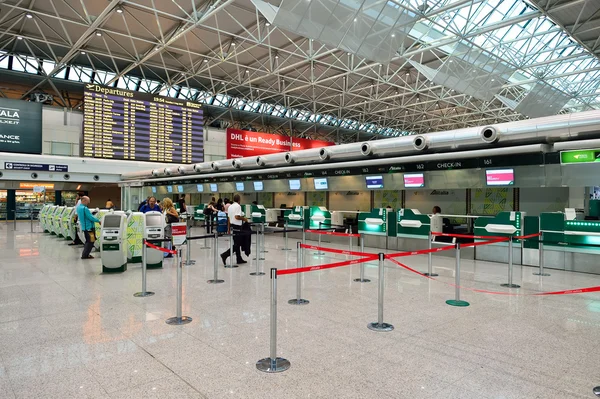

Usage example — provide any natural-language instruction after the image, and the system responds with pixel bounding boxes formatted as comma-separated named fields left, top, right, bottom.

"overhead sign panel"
left=0, top=98, right=42, bottom=154
left=82, top=84, right=204, bottom=164
left=226, top=128, right=334, bottom=159
left=3, top=162, right=68, bottom=172
left=560, top=149, right=600, bottom=164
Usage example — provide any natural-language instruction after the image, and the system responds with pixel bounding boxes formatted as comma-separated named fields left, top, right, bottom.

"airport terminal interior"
left=2, top=0, right=600, bottom=398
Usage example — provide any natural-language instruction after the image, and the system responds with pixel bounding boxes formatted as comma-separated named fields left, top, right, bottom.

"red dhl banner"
left=226, top=128, right=335, bottom=159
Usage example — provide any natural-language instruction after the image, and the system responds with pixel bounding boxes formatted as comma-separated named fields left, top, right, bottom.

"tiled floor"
left=1, top=222, right=599, bottom=398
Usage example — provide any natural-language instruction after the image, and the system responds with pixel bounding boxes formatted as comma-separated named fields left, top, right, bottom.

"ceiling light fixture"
left=95, top=31, right=102, bottom=37
left=116, top=8, right=123, bottom=14
left=25, top=13, right=33, bottom=19
left=17, top=36, right=23, bottom=40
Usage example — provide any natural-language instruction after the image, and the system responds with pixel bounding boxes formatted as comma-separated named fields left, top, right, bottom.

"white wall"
left=204, top=127, right=227, bottom=161
left=42, top=106, right=82, bottom=156
left=520, top=187, right=569, bottom=216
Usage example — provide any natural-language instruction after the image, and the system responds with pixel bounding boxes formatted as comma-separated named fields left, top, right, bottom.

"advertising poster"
left=226, top=128, right=334, bottom=158
left=0, top=98, right=42, bottom=154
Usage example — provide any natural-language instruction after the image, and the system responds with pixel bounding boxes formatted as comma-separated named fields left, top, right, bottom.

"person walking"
left=77, top=196, right=100, bottom=260
left=220, top=194, right=247, bottom=266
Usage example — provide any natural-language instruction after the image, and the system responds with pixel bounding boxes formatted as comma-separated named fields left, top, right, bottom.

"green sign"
left=0, top=98, right=42, bottom=154
left=560, top=149, right=600, bottom=164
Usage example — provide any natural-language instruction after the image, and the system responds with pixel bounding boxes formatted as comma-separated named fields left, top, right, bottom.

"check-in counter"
left=522, top=209, right=600, bottom=274
left=474, top=211, right=524, bottom=264
left=357, top=208, right=397, bottom=249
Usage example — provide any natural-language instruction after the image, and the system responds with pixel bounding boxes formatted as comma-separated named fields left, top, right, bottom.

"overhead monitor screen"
left=103, top=216, right=122, bottom=228
left=167, top=186, right=173, bottom=193
left=177, top=185, right=184, bottom=193
left=404, top=173, right=425, bottom=188
left=151, top=187, right=157, bottom=193
left=486, top=169, right=515, bottom=186
left=289, top=179, right=301, bottom=191
left=82, top=85, right=203, bottom=163
left=253, top=181, right=264, bottom=191
left=145, top=214, right=163, bottom=227
left=366, top=175, right=384, bottom=189
left=210, top=183, right=218, bottom=192
left=196, top=184, right=204, bottom=192
left=235, top=182, right=245, bottom=191
left=314, top=178, right=328, bottom=190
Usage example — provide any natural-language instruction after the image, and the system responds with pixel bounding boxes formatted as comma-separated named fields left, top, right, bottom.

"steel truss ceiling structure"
left=0, top=0, right=599, bottom=142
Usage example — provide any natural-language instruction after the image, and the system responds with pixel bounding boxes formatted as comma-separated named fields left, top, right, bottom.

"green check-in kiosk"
left=358, top=208, right=397, bottom=249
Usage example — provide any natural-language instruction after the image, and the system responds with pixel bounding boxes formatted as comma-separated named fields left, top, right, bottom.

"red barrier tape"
left=277, top=256, right=378, bottom=276
left=300, top=244, right=373, bottom=258
left=305, top=229, right=361, bottom=238
left=385, top=245, right=456, bottom=259
left=144, top=240, right=177, bottom=255
left=387, top=257, right=600, bottom=297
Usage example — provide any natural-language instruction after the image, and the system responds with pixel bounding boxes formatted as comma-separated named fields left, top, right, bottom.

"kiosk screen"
left=146, top=214, right=163, bottom=227
left=103, top=216, right=122, bottom=228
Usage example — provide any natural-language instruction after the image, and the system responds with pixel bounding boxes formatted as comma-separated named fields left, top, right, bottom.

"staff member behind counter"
left=220, top=194, right=248, bottom=266
left=432, top=206, right=453, bottom=234
left=77, top=196, right=100, bottom=260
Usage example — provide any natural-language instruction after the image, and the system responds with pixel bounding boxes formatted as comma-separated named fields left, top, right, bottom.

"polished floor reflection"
left=0, top=222, right=598, bottom=398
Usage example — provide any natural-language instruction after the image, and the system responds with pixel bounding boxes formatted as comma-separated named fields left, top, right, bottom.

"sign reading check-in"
left=0, top=98, right=43, bottom=154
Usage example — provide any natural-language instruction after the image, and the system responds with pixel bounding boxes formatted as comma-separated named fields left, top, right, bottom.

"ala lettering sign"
left=0, top=98, right=42, bottom=154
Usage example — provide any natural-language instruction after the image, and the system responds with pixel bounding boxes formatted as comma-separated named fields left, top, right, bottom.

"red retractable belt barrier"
left=300, top=244, right=373, bottom=258
left=305, top=229, right=361, bottom=238
left=385, top=245, right=456, bottom=259
left=144, top=240, right=177, bottom=255
left=387, top=255, right=600, bottom=297
left=277, top=255, right=378, bottom=276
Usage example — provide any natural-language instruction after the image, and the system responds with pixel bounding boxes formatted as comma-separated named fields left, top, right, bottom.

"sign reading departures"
left=82, top=84, right=204, bottom=164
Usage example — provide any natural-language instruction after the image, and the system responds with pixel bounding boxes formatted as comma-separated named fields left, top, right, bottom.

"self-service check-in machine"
left=143, top=211, right=165, bottom=269
left=100, top=213, right=128, bottom=273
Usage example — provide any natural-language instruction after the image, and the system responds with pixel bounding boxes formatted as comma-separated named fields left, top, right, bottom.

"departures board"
left=82, top=84, right=204, bottom=163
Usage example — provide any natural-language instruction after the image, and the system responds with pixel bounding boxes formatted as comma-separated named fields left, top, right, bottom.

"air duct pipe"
left=211, top=160, right=236, bottom=172
left=361, top=136, right=420, bottom=157
left=256, top=152, right=288, bottom=167
left=284, top=149, right=323, bottom=164
left=193, top=163, right=213, bottom=173
left=177, top=165, right=195, bottom=175
left=232, top=157, right=261, bottom=170
left=319, top=143, right=364, bottom=161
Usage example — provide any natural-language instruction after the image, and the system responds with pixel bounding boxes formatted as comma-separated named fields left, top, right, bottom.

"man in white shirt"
left=221, top=194, right=248, bottom=265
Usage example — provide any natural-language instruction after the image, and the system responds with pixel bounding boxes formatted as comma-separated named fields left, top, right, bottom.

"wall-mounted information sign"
left=560, top=149, right=600, bottom=164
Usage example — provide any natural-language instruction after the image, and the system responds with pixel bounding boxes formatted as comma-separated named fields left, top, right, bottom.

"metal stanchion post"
left=534, top=232, right=550, bottom=276
left=259, top=224, right=266, bottom=259
left=424, top=231, right=438, bottom=277
left=225, top=233, right=238, bottom=268
left=302, top=223, right=306, bottom=244
left=289, top=242, right=309, bottom=305
left=256, top=268, right=290, bottom=373
left=368, top=253, right=393, bottom=332
left=501, top=237, right=520, bottom=288
left=134, top=242, right=155, bottom=297
left=30, top=211, right=34, bottom=233
left=446, top=243, right=470, bottom=307
left=199, top=220, right=211, bottom=249
left=315, top=233, right=325, bottom=255
left=349, top=234, right=353, bottom=254
left=166, top=249, right=192, bottom=325
left=354, top=234, right=370, bottom=283
left=185, top=226, right=196, bottom=266
left=261, top=224, right=268, bottom=254
left=250, top=228, right=265, bottom=276
left=282, top=220, right=291, bottom=251
left=208, top=230, right=224, bottom=284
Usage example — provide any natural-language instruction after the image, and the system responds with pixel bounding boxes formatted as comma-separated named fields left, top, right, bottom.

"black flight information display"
left=83, top=84, right=204, bottom=163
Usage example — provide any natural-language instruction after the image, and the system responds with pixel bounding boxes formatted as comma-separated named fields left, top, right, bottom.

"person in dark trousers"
left=77, top=196, right=100, bottom=259
left=140, top=197, right=160, bottom=213
left=204, top=201, right=216, bottom=234
left=69, top=193, right=83, bottom=246
left=177, top=195, right=187, bottom=214
left=220, top=194, right=247, bottom=265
